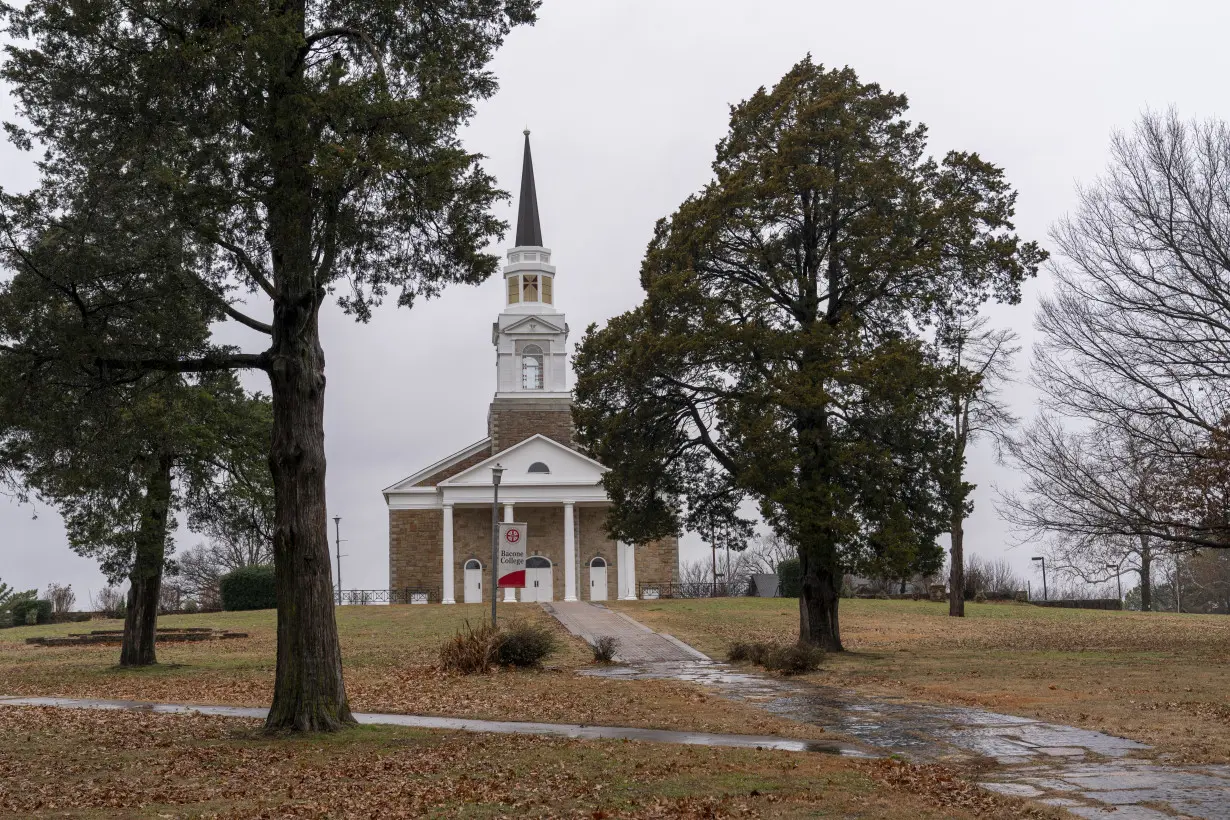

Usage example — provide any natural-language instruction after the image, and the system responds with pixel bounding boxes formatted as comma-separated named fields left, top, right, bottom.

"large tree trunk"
left=119, top=453, right=174, bottom=666
left=798, top=545, right=843, bottom=651
left=262, top=3, right=353, bottom=732
left=264, top=307, right=353, bottom=731
left=948, top=510, right=966, bottom=617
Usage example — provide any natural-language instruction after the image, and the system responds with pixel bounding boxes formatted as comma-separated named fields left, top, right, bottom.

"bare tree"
left=1030, top=110, right=1230, bottom=551
left=935, top=315, right=1020, bottom=617
left=45, top=582, right=75, bottom=614
left=1001, top=416, right=1179, bottom=610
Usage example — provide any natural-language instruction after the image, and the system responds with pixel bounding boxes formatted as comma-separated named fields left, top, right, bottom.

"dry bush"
left=438, top=621, right=500, bottom=674
left=496, top=620, right=557, bottom=668
left=727, top=641, right=773, bottom=665
left=763, top=644, right=824, bottom=675
left=591, top=636, right=619, bottom=663
left=438, top=620, right=558, bottom=674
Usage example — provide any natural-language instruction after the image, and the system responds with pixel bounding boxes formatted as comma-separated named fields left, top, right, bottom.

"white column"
left=620, top=541, right=638, bottom=600
left=563, top=502, right=578, bottom=601
left=441, top=503, right=455, bottom=604
left=503, top=503, right=517, bottom=602
left=616, top=541, right=627, bottom=599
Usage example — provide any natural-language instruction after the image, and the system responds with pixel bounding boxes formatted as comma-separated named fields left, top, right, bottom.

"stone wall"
left=388, top=509, right=443, bottom=593
left=637, top=536, right=680, bottom=588
left=488, top=397, right=576, bottom=453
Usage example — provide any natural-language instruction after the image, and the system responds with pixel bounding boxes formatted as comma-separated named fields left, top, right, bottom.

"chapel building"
left=383, top=132, right=679, bottom=603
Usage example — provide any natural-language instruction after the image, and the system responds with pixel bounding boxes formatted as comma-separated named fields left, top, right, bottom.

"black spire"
left=515, top=130, right=543, bottom=247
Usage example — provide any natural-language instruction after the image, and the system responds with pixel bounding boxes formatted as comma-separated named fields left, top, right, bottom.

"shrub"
left=974, top=590, right=987, bottom=604
left=763, top=643, right=825, bottom=676
left=727, top=641, right=774, bottom=665
left=591, top=636, right=619, bottom=663
left=497, top=620, right=558, bottom=668
left=777, top=558, right=802, bottom=598
left=183, top=599, right=200, bottom=614
left=439, top=621, right=501, bottom=674
left=219, top=565, right=277, bottom=611
left=10, top=598, right=53, bottom=626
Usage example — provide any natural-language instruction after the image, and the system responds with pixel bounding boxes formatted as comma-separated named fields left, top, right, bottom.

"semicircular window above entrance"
left=464, top=559, right=482, bottom=570
left=526, top=556, right=552, bottom=569
left=590, top=557, right=607, bottom=567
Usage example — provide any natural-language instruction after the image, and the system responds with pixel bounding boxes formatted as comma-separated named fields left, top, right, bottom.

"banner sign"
left=497, top=522, right=528, bottom=588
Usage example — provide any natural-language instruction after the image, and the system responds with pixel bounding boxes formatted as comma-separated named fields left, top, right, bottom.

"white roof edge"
left=439, top=434, right=609, bottom=486
left=381, top=436, right=493, bottom=493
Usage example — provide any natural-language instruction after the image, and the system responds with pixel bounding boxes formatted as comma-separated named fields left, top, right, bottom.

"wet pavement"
left=543, top=601, right=707, bottom=663
left=564, top=608, right=1230, bottom=820
left=0, top=694, right=868, bottom=756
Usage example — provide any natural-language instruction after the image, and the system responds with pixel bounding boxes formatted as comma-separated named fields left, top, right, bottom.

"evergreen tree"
left=0, top=178, right=273, bottom=666
left=2, top=0, right=536, bottom=728
left=573, top=59, right=1042, bottom=649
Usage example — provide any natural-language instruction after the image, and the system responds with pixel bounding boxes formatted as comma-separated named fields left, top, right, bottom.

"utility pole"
left=333, top=516, right=344, bottom=606
left=1031, top=556, right=1047, bottom=602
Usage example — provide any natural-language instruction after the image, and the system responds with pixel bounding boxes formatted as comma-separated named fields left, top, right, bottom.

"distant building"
left=382, top=133, right=678, bottom=603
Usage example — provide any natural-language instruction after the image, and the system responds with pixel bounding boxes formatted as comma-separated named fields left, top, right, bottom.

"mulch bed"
left=25, top=628, right=248, bottom=647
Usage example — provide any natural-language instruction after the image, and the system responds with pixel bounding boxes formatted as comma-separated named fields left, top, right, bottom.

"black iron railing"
left=637, top=581, right=739, bottom=599
left=336, top=588, right=441, bottom=605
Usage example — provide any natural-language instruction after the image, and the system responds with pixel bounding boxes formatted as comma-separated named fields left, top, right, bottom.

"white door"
left=521, top=557, right=553, bottom=602
left=589, top=557, right=608, bottom=601
left=464, top=560, right=483, bottom=603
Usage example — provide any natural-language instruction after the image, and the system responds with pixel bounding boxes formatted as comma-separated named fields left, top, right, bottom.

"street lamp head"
left=492, top=463, right=505, bottom=486
left=333, top=515, right=340, bottom=524
left=1031, top=556, right=1043, bottom=562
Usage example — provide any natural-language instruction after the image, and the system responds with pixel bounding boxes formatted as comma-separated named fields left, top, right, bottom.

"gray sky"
left=3, top=0, right=1228, bottom=600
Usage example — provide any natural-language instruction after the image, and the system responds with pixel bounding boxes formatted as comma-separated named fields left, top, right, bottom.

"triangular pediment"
left=383, top=437, right=492, bottom=492
left=441, top=434, right=607, bottom=487
left=501, top=314, right=565, bottom=335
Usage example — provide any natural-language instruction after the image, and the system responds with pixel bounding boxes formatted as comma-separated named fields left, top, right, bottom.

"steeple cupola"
left=492, top=131, right=569, bottom=399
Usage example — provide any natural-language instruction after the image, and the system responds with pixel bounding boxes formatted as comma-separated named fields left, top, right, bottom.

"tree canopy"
left=573, top=58, right=1043, bottom=649
left=2, top=0, right=537, bottom=728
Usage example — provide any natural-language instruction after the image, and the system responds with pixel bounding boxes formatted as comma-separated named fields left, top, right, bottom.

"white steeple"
left=492, top=131, right=569, bottom=398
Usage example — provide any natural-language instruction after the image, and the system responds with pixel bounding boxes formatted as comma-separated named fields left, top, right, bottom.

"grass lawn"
left=0, top=705, right=1060, bottom=819
left=610, top=597, right=1230, bottom=764
left=0, top=604, right=824, bottom=741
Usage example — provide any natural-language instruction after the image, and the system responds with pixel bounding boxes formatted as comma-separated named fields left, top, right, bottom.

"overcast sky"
left=2, top=0, right=1228, bottom=601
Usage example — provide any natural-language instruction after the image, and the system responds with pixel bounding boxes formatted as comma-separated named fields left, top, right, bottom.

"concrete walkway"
left=542, top=601, right=707, bottom=663
left=0, top=694, right=864, bottom=756
left=572, top=606, right=1230, bottom=820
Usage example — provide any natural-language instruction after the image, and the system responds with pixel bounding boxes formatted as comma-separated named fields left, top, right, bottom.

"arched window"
left=464, top=559, right=482, bottom=570
left=526, top=556, right=552, bottom=569
left=528, top=462, right=550, bottom=474
left=522, top=344, right=544, bottom=390
left=590, top=557, right=607, bottom=568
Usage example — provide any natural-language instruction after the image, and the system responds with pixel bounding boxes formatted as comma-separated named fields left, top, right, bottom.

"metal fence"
left=637, top=580, right=743, bottom=599
left=337, top=588, right=441, bottom=605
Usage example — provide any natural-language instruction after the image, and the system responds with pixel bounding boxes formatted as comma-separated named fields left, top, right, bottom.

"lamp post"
left=1031, top=556, right=1047, bottom=601
left=1107, top=562, right=1123, bottom=605
left=333, top=516, right=343, bottom=606
left=490, top=463, right=504, bottom=628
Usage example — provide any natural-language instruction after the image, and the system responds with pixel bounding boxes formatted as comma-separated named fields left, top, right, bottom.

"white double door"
left=520, top=557, right=554, bottom=603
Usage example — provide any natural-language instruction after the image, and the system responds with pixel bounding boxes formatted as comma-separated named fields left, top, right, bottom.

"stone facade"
left=489, top=397, right=575, bottom=453
left=388, top=508, right=443, bottom=592
left=638, top=536, right=680, bottom=587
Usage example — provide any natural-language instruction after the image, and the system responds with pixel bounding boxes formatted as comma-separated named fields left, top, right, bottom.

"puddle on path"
left=584, top=659, right=1230, bottom=819
left=0, top=694, right=868, bottom=756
